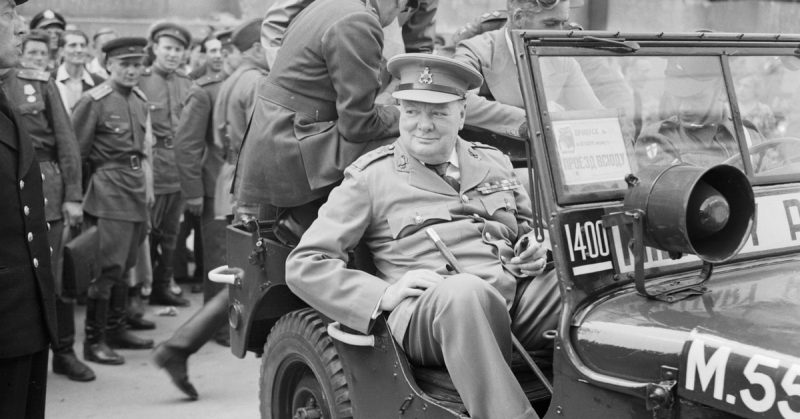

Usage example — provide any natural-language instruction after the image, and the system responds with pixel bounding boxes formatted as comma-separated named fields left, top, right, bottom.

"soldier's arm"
left=322, top=11, right=400, bottom=143
left=286, top=167, right=389, bottom=335
left=45, top=80, right=82, bottom=203
left=174, top=86, right=210, bottom=201
left=401, top=0, right=438, bottom=53
left=71, top=95, right=97, bottom=161
left=261, top=0, right=314, bottom=47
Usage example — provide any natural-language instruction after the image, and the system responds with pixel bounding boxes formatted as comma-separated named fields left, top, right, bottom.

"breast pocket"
left=387, top=205, right=453, bottom=257
left=147, top=101, right=169, bottom=124
left=98, top=120, right=130, bottom=135
left=17, top=100, right=45, bottom=116
left=480, top=191, right=518, bottom=216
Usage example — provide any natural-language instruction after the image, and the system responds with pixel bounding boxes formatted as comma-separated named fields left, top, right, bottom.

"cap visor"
left=392, top=90, right=462, bottom=104
left=666, top=78, right=717, bottom=98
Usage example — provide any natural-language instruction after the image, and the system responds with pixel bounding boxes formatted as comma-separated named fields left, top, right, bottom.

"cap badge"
left=418, top=67, right=433, bottom=85
left=43, top=10, right=55, bottom=19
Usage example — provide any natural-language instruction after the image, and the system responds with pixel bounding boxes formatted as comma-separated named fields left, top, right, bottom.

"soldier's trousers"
left=150, top=192, right=184, bottom=288
left=88, top=218, right=147, bottom=300
left=403, top=271, right=560, bottom=419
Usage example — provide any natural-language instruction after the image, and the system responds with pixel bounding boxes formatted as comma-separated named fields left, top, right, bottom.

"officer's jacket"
left=454, top=28, right=601, bottom=137
left=286, top=138, right=533, bottom=343
left=175, top=72, right=225, bottom=200
left=236, top=0, right=400, bottom=208
left=635, top=116, right=764, bottom=168
left=212, top=58, right=266, bottom=162
left=0, top=67, right=82, bottom=221
left=72, top=82, right=149, bottom=222
left=0, top=92, right=58, bottom=358
left=138, top=65, right=191, bottom=195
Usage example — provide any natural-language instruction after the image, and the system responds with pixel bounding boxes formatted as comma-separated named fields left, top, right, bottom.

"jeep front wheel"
left=260, top=308, right=353, bottom=419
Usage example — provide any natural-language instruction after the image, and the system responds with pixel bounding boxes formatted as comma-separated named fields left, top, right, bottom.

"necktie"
left=426, top=162, right=460, bottom=191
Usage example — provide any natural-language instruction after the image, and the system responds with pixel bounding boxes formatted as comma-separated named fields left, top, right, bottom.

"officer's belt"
left=261, top=81, right=337, bottom=122
left=35, top=147, right=57, bottom=162
left=96, top=154, right=143, bottom=171
left=154, top=136, right=174, bottom=149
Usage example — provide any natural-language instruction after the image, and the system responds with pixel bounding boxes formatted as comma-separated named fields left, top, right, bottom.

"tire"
left=260, top=308, right=353, bottom=419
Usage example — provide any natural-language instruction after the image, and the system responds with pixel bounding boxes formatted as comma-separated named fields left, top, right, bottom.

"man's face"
left=152, top=36, right=185, bottom=71
left=222, top=45, right=242, bottom=74
left=22, top=39, right=48, bottom=69
left=107, top=56, right=145, bottom=88
left=507, top=0, right=570, bottom=30
left=62, top=33, right=88, bottom=65
left=204, top=39, right=223, bottom=73
left=398, top=99, right=465, bottom=164
left=43, top=25, right=62, bottom=50
left=0, top=0, right=24, bottom=68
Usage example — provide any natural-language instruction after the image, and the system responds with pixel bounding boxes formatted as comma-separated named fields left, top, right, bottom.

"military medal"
left=27, top=96, right=36, bottom=103
left=23, top=84, right=35, bottom=95
left=476, top=179, right=522, bottom=194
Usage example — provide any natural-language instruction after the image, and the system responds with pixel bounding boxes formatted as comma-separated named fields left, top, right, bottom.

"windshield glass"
left=539, top=54, right=800, bottom=201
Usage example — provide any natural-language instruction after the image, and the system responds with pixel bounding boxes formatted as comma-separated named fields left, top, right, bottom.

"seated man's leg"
left=511, top=270, right=561, bottom=350
left=404, top=274, right=537, bottom=419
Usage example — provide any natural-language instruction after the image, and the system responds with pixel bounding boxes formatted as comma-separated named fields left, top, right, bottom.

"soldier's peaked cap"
left=30, top=9, right=66, bottom=30
left=102, top=37, right=148, bottom=60
left=664, top=56, right=721, bottom=97
left=149, top=22, right=191, bottom=48
left=389, top=53, right=483, bottom=104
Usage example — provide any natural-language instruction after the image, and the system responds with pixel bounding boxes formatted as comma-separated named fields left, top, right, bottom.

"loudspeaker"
left=624, top=164, right=754, bottom=263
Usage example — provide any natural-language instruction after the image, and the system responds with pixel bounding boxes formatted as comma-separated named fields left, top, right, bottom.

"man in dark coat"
left=0, top=0, right=59, bottom=417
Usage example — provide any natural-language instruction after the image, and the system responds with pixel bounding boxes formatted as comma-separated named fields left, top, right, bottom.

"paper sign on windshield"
left=552, top=116, right=632, bottom=186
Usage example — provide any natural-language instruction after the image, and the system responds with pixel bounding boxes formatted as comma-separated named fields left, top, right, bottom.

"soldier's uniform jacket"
left=237, top=0, right=400, bottom=208
left=72, top=82, right=150, bottom=222
left=635, top=116, right=764, bottom=168
left=0, top=92, right=58, bottom=358
left=137, top=65, right=191, bottom=195
left=212, top=57, right=266, bottom=163
left=286, top=138, right=533, bottom=343
left=0, top=67, right=82, bottom=221
left=175, top=72, right=225, bottom=200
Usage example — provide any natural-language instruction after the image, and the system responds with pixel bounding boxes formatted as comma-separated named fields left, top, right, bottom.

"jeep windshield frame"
left=511, top=30, right=800, bottom=207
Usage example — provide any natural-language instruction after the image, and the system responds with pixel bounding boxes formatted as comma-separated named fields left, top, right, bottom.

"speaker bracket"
left=604, top=210, right=713, bottom=303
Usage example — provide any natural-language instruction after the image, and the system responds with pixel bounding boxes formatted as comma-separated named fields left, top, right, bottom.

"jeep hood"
left=572, top=258, right=800, bottom=382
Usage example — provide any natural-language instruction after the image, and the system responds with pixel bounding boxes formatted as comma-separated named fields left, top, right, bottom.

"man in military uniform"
left=138, top=22, right=193, bottom=307
left=0, top=1, right=59, bottom=416
left=287, top=53, right=559, bottom=419
left=635, top=56, right=764, bottom=168
left=72, top=37, right=156, bottom=365
left=28, top=8, right=65, bottom=70
left=453, top=0, right=602, bottom=138
left=0, top=34, right=96, bottom=381
left=20, top=30, right=50, bottom=70
left=236, top=0, right=407, bottom=243
left=151, top=35, right=245, bottom=399
left=212, top=18, right=266, bottom=221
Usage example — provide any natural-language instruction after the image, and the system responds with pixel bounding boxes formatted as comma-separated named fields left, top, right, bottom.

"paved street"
left=46, top=288, right=261, bottom=419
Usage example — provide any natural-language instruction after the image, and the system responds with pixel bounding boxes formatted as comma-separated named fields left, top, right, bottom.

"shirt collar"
left=56, top=64, right=96, bottom=86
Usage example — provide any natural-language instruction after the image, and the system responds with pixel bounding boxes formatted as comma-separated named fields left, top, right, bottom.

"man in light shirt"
left=54, top=29, right=104, bottom=113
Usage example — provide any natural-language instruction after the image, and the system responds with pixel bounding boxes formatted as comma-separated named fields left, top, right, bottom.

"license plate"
left=679, top=331, right=800, bottom=418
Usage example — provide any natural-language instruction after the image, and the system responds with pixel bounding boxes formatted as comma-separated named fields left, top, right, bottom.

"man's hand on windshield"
left=504, top=232, right=550, bottom=278
left=379, top=269, right=442, bottom=312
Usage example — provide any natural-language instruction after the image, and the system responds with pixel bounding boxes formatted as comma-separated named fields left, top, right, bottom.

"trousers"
left=404, top=271, right=560, bottom=419
left=0, top=348, right=48, bottom=419
left=88, top=218, right=146, bottom=300
left=150, top=192, right=184, bottom=287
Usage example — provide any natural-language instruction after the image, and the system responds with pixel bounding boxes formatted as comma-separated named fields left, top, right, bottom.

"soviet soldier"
left=72, top=37, right=156, bottom=365
left=0, top=44, right=95, bottom=381
left=138, top=22, right=193, bottom=307
left=27, top=8, right=65, bottom=70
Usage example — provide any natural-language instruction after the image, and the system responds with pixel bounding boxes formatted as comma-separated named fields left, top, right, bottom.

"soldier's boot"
left=151, top=288, right=229, bottom=400
left=83, top=298, right=125, bottom=365
left=127, top=285, right=155, bottom=330
left=52, top=297, right=96, bottom=381
left=106, top=284, right=154, bottom=350
left=150, top=247, right=191, bottom=307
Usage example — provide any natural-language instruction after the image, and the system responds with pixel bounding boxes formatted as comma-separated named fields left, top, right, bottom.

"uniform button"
left=46, top=222, right=50, bottom=231
left=49, top=246, right=53, bottom=255
left=19, top=180, right=24, bottom=189
left=484, top=232, right=493, bottom=241
left=33, top=258, right=39, bottom=268
left=23, top=205, right=30, bottom=215
left=27, top=232, right=33, bottom=242
left=415, top=215, right=423, bottom=224
left=43, top=197, right=48, bottom=205
left=115, top=128, right=120, bottom=133
left=41, top=172, right=45, bottom=181
left=461, top=194, right=469, bottom=203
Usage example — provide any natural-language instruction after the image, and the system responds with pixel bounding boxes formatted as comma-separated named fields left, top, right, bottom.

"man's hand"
left=185, top=197, right=204, bottom=217
left=504, top=232, right=550, bottom=278
left=62, top=201, right=83, bottom=226
left=379, top=269, right=442, bottom=312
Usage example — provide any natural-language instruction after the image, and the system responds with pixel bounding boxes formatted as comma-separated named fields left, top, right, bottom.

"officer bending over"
left=287, top=54, right=560, bottom=419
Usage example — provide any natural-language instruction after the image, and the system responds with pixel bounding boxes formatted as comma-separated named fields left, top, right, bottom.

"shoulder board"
left=469, top=141, right=500, bottom=151
left=351, top=144, right=395, bottom=171
left=87, top=84, right=113, bottom=101
left=175, top=69, right=190, bottom=79
left=142, top=67, right=153, bottom=76
left=132, top=86, right=148, bottom=101
left=17, top=68, right=50, bottom=82
left=196, top=73, right=222, bottom=87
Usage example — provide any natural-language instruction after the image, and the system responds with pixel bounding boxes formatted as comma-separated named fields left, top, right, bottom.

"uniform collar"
left=152, top=64, right=174, bottom=78
left=394, top=139, right=489, bottom=195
